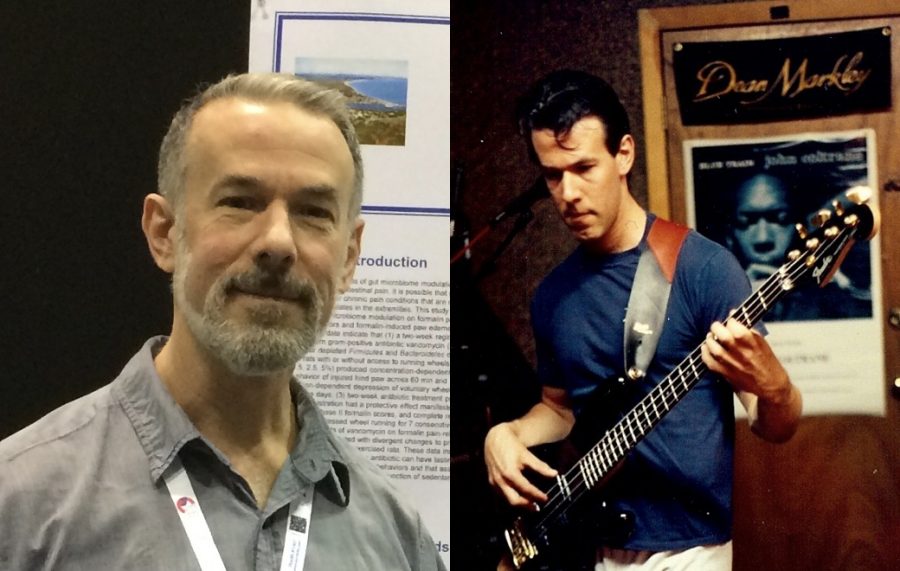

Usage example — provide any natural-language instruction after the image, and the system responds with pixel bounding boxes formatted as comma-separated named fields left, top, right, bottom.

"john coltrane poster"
left=684, top=131, right=885, bottom=417
left=673, top=27, right=892, bottom=125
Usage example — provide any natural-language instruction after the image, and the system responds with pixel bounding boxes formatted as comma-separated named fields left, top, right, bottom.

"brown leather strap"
left=646, top=217, right=690, bottom=284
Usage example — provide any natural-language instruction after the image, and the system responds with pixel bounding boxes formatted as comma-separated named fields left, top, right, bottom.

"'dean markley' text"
left=692, top=52, right=872, bottom=104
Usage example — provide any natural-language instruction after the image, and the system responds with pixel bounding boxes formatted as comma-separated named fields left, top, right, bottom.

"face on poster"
left=685, top=131, right=876, bottom=323
left=684, top=130, right=885, bottom=416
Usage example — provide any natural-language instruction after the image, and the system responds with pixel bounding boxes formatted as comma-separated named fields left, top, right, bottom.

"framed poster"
left=685, top=131, right=884, bottom=416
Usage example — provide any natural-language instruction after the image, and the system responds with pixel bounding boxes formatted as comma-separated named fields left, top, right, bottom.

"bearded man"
left=0, top=73, right=445, bottom=571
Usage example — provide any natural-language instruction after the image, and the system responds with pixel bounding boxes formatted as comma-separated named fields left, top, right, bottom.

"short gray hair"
left=158, top=72, right=364, bottom=216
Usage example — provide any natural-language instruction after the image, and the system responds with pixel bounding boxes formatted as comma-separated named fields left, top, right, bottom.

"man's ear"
left=615, top=134, right=636, bottom=176
left=142, top=193, right=176, bottom=274
left=338, top=217, right=365, bottom=294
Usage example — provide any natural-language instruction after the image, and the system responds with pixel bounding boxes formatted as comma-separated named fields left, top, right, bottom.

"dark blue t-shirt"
left=531, top=214, right=753, bottom=551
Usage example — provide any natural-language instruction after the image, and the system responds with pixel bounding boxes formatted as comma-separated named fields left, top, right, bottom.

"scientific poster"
left=684, top=131, right=884, bottom=416
left=250, top=1, right=450, bottom=565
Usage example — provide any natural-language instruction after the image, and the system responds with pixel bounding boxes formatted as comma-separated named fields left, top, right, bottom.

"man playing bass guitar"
left=484, top=70, right=802, bottom=570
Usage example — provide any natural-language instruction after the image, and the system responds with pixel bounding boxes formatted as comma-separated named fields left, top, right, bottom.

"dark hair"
left=515, top=70, right=631, bottom=162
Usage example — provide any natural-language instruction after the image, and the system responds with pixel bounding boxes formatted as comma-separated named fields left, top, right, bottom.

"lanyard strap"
left=163, top=457, right=314, bottom=571
left=280, top=486, right=314, bottom=571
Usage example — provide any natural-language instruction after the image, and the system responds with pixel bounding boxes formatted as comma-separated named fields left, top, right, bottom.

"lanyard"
left=164, top=457, right=314, bottom=571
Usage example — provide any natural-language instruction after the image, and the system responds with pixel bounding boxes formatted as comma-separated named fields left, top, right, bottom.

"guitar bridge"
left=504, top=517, right=539, bottom=569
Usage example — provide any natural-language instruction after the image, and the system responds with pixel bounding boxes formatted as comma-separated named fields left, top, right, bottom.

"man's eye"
left=543, top=171, right=562, bottom=183
left=296, top=205, right=335, bottom=221
left=219, top=196, right=256, bottom=210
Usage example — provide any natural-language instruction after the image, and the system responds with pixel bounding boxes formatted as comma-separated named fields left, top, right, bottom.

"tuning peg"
left=845, top=186, right=872, bottom=205
left=795, top=223, right=808, bottom=239
left=812, top=209, right=832, bottom=227
left=844, top=213, right=859, bottom=227
left=787, top=249, right=801, bottom=261
left=805, top=237, right=820, bottom=250
left=832, top=199, right=845, bottom=217
left=824, top=226, right=839, bottom=238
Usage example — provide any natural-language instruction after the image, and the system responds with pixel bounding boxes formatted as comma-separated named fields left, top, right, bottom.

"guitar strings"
left=524, top=224, right=854, bottom=540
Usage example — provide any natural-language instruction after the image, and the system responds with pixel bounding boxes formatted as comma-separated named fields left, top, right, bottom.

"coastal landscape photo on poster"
left=295, top=57, right=408, bottom=146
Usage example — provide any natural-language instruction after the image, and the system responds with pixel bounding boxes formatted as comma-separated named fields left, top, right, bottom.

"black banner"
left=673, top=27, right=892, bottom=125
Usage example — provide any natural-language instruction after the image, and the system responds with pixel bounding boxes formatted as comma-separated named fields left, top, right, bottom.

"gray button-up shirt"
left=0, top=337, right=446, bottom=570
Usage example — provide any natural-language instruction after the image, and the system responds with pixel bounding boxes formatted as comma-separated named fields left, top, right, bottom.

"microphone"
left=450, top=176, right=549, bottom=265
left=491, top=177, right=550, bottom=225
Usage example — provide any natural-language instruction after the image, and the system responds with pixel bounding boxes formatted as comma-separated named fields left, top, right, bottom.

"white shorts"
left=595, top=541, right=733, bottom=571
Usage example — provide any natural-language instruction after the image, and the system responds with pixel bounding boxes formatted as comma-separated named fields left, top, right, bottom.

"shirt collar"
left=111, top=336, right=350, bottom=506
left=111, top=336, right=201, bottom=483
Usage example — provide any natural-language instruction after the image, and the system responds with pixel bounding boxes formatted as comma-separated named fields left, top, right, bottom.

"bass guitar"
left=503, top=187, right=880, bottom=570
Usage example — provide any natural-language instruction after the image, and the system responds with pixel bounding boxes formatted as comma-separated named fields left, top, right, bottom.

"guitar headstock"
left=786, top=186, right=879, bottom=288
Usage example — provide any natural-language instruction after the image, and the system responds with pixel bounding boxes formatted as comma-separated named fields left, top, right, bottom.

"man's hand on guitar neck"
left=484, top=386, right=574, bottom=508
left=484, top=423, right=556, bottom=507
left=701, top=318, right=802, bottom=443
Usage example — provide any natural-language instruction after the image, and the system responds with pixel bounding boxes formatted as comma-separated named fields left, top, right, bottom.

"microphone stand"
left=472, top=208, right=535, bottom=282
left=451, top=172, right=544, bottom=568
left=451, top=175, right=548, bottom=569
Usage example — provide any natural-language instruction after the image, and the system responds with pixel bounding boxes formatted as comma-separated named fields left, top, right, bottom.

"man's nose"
left=254, top=204, right=297, bottom=273
left=558, top=172, right=580, bottom=204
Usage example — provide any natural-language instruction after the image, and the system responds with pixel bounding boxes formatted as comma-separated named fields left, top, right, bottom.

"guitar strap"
left=623, top=217, right=689, bottom=381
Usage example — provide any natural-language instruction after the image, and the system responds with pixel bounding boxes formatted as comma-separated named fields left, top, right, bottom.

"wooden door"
left=640, top=2, right=899, bottom=569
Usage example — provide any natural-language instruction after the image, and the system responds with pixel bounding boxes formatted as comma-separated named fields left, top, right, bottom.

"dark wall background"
left=0, top=2, right=250, bottom=438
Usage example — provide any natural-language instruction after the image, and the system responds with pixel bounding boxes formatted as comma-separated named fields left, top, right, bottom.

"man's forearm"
left=750, top=382, right=802, bottom=443
left=507, top=401, right=575, bottom=448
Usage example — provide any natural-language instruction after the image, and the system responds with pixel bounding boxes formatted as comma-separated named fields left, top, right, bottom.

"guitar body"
left=507, top=379, right=637, bottom=571
left=507, top=494, right=632, bottom=571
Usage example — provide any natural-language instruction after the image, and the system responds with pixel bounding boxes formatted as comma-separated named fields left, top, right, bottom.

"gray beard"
left=172, top=245, right=324, bottom=377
